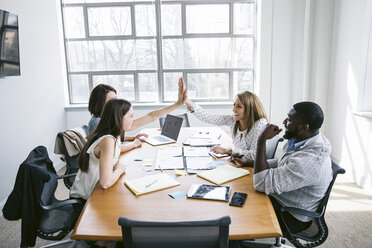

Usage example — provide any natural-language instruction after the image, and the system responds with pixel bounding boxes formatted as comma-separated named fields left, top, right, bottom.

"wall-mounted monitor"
left=0, top=9, right=20, bottom=77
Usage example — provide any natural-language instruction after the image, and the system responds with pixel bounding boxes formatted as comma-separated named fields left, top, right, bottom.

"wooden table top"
left=71, top=127, right=282, bottom=241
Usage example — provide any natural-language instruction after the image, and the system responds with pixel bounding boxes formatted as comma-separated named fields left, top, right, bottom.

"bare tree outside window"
left=61, top=0, right=256, bottom=104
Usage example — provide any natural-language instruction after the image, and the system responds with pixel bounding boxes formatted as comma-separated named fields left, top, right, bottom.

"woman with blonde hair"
left=185, top=80, right=267, bottom=165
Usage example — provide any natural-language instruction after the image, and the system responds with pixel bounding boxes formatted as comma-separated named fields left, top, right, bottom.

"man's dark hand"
left=260, top=124, right=283, bottom=141
left=231, top=153, right=254, bottom=167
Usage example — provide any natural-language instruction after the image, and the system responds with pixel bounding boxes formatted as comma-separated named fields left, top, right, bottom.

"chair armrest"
left=40, top=199, right=83, bottom=211
left=280, top=206, right=325, bottom=219
left=57, top=173, right=77, bottom=179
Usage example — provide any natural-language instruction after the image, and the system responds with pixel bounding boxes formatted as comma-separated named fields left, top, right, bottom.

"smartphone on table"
left=229, top=192, right=248, bottom=207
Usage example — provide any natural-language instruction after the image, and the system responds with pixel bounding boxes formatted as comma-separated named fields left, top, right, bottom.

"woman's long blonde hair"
left=233, top=91, right=268, bottom=137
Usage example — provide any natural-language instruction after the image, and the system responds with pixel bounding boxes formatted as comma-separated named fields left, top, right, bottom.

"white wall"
left=326, top=0, right=372, bottom=190
left=0, top=0, right=67, bottom=210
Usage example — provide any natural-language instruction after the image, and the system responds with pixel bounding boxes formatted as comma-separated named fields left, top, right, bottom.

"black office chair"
left=265, top=135, right=284, bottom=159
left=241, top=161, right=345, bottom=248
left=37, top=163, right=84, bottom=241
left=54, top=125, right=88, bottom=189
left=2, top=146, right=83, bottom=247
left=159, top=113, right=190, bottom=128
left=277, top=161, right=345, bottom=248
left=118, top=216, right=231, bottom=248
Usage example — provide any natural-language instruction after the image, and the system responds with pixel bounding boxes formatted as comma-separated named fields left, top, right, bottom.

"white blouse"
left=192, top=105, right=267, bottom=159
left=70, top=135, right=121, bottom=200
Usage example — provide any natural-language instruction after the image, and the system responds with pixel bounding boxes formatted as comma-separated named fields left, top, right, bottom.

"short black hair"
left=293, top=101, right=324, bottom=132
left=88, top=84, right=117, bottom=117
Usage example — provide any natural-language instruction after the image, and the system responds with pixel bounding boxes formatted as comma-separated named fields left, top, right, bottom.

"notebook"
left=187, top=184, right=231, bottom=201
left=145, top=115, right=183, bottom=146
left=197, top=165, right=250, bottom=185
left=124, top=173, right=180, bottom=196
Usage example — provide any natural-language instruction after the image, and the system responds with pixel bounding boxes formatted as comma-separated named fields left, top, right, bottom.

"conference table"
left=71, top=127, right=282, bottom=241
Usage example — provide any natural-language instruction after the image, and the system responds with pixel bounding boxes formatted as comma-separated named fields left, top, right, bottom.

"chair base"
left=240, top=237, right=294, bottom=248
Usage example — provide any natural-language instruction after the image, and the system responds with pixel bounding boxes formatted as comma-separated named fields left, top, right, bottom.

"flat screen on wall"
left=0, top=9, right=20, bottom=77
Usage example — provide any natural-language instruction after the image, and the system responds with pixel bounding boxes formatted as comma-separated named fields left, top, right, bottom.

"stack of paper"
left=124, top=173, right=180, bottom=195
left=183, top=132, right=221, bottom=147
left=197, top=166, right=249, bottom=185
left=183, top=138, right=221, bottom=147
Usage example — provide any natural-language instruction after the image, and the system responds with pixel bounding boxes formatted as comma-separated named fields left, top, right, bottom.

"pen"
left=145, top=179, right=158, bottom=188
left=158, top=163, right=164, bottom=172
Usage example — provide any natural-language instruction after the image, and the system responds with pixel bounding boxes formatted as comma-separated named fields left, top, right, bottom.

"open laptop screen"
left=160, top=114, right=183, bottom=140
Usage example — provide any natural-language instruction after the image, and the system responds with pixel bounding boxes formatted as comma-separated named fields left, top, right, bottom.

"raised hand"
left=177, top=77, right=187, bottom=105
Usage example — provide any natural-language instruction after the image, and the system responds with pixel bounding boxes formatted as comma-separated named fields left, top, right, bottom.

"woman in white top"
left=185, top=79, right=268, bottom=166
left=70, top=78, right=187, bottom=200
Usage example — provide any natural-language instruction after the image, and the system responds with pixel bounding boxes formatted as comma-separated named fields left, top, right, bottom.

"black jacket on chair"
left=3, top=146, right=55, bottom=247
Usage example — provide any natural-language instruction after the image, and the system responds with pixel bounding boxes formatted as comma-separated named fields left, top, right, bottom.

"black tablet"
left=187, top=184, right=231, bottom=201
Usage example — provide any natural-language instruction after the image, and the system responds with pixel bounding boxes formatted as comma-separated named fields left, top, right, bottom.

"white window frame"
left=60, top=0, right=257, bottom=104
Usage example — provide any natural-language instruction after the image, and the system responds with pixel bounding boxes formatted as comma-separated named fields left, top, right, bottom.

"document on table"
left=197, top=166, right=250, bottom=185
left=155, top=156, right=184, bottom=170
left=183, top=138, right=221, bottom=147
left=183, top=147, right=210, bottom=157
left=185, top=157, right=215, bottom=170
left=157, top=146, right=183, bottom=157
left=124, top=173, right=180, bottom=196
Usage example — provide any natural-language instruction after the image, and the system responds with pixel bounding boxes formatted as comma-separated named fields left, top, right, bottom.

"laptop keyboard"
left=154, top=136, right=172, bottom=142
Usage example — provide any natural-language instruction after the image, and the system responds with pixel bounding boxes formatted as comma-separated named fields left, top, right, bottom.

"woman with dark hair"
left=87, top=84, right=145, bottom=152
left=184, top=77, right=268, bottom=164
left=87, top=84, right=117, bottom=134
left=70, top=99, right=132, bottom=201
left=70, top=78, right=187, bottom=200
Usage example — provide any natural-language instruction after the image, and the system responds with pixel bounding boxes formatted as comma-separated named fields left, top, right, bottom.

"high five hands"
left=177, top=77, right=188, bottom=105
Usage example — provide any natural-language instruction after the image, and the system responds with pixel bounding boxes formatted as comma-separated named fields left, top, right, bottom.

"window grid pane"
left=88, top=7, right=132, bottom=36
left=61, top=0, right=256, bottom=104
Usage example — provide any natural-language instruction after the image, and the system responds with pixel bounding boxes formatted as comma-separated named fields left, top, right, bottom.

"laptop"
left=145, top=114, right=183, bottom=146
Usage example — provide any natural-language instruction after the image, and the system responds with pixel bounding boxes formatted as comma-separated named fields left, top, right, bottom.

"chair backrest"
left=118, top=216, right=231, bottom=248
left=265, top=135, right=284, bottom=159
left=36, top=149, right=84, bottom=241
left=55, top=125, right=87, bottom=189
left=318, top=160, right=346, bottom=212
left=159, top=113, right=190, bottom=128
left=284, top=160, right=345, bottom=248
left=39, top=167, right=59, bottom=207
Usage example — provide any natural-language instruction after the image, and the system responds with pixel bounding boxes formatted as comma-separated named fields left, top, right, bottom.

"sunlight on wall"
left=340, top=63, right=372, bottom=191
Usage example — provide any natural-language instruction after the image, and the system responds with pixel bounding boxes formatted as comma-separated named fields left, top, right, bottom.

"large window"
left=61, top=0, right=256, bottom=104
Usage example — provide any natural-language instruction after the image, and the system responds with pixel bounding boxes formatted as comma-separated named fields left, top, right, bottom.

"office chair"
left=265, top=135, right=284, bottom=159
left=241, top=161, right=345, bottom=248
left=118, top=215, right=231, bottom=248
left=159, top=113, right=190, bottom=128
left=54, top=125, right=88, bottom=189
left=2, top=146, right=83, bottom=247
left=37, top=163, right=84, bottom=242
